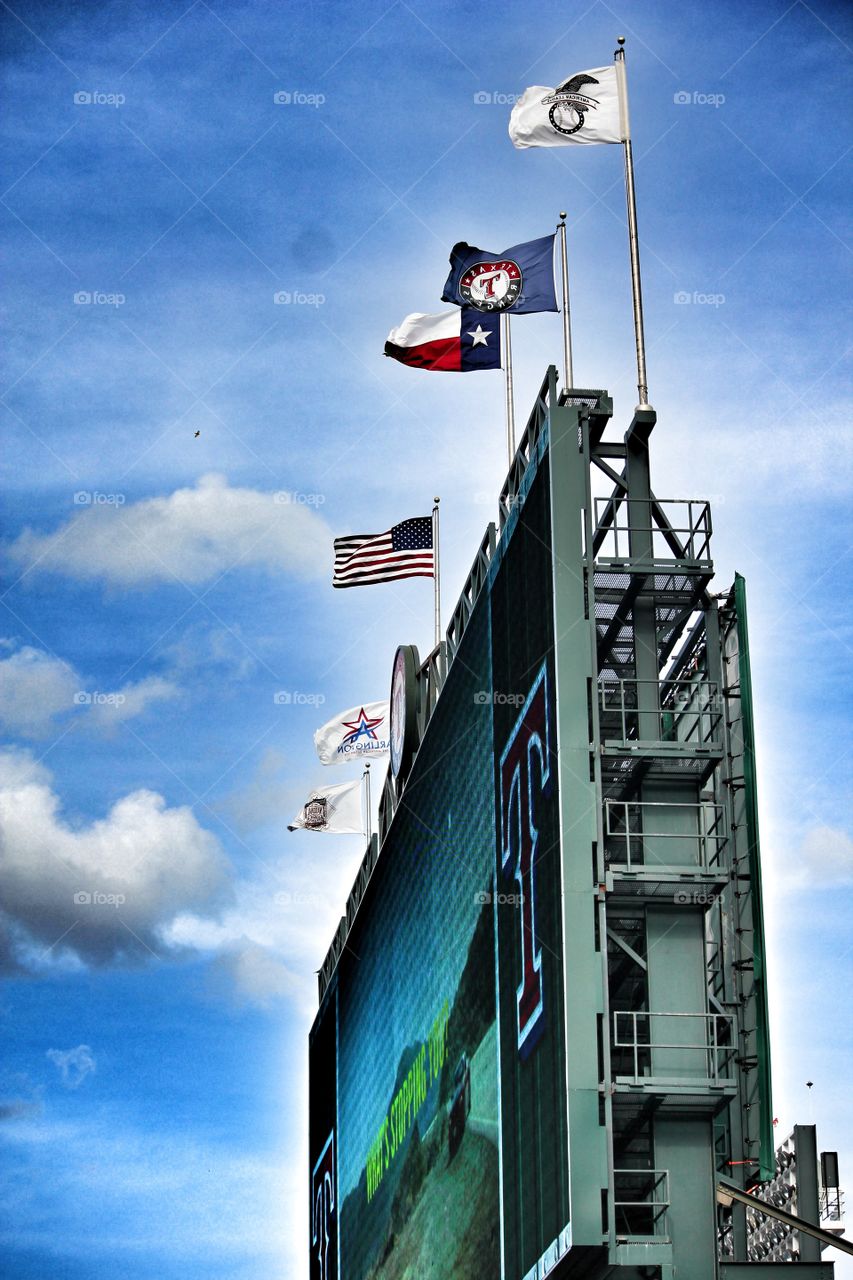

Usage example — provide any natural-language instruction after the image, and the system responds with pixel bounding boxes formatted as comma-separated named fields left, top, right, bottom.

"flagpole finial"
left=434, top=496, right=440, bottom=505
left=559, top=211, right=567, bottom=221
left=617, top=35, right=625, bottom=45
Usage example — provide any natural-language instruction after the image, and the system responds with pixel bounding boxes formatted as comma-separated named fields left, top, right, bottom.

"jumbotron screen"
left=309, top=449, right=570, bottom=1279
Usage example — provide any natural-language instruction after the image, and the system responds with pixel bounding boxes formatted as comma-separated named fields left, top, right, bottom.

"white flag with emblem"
left=314, top=700, right=390, bottom=766
left=509, top=66, right=623, bottom=148
left=287, top=778, right=364, bottom=834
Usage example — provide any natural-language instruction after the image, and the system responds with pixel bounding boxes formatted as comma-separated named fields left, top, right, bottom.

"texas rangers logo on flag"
left=459, top=259, right=522, bottom=311
left=443, top=234, right=557, bottom=314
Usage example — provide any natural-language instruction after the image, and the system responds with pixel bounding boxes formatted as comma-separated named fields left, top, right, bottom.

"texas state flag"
left=441, top=233, right=558, bottom=314
left=384, top=305, right=502, bottom=372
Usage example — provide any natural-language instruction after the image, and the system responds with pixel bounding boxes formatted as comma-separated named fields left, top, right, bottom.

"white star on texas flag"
left=467, top=324, right=493, bottom=347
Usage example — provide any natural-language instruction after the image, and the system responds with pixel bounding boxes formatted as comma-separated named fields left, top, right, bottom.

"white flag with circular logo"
left=288, top=779, right=364, bottom=834
left=509, top=66, right=623, bottom=148
left=314, top=700, right=390, bottom=766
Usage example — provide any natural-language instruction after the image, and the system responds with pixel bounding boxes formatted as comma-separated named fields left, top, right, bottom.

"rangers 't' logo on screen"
left=459, top=259, right=522, bottom=311
left=312, top=1130, right=335, bottom=1280
left=499, top=663, right=551, bottom=1057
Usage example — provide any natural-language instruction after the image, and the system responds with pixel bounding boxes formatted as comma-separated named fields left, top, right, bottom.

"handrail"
left=605, top=799, right=727, bottom=872
left=717, top=1177, right=853, bottom=1256
left=592, top=496, right=713, bottom=565
left=613, top=1010, right=736, bottom=1085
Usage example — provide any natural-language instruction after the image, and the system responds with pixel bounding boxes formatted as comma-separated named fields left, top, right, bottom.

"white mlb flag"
left=288, top=778, right=364, bottom=834
left=509, top=66, right=624, bottom=148
left=314, top=700, right=390, bottom=766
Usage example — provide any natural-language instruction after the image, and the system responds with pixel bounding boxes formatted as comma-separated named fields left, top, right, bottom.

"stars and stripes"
left=333, top=516, right=435, bottom=589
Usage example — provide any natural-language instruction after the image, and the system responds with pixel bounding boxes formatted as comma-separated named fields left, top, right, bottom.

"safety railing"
left=612, top=1010, right=736, bottom=1086
left=592, top=497, right=712, bottom=567
left=599, top=677, right=723, bottom=748
left=604, top=799, right=727, bottom=873
left=614, top=1168, right=671, bottom=1239
left=446, top=526, right=496, bottom=661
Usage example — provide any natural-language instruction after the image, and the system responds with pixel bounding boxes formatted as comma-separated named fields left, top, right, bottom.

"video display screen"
left=309, top=445, right=571, bottom=1279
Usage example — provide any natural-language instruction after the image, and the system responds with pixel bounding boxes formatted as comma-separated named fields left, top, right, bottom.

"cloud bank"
left=0, top=749, right=232, bottom=972
left=7, top=474, right=331, bottom=588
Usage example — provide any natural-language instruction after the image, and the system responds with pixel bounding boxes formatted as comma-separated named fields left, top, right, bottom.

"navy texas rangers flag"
left=441, top=233, right=558, bottom=314
left=384, top=304, right=501, bottom=372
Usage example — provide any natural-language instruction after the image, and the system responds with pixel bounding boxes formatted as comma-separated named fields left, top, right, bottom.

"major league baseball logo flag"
left=509, top=66, right=623, bottom=148
left=314, top=700, right=390, bottom=766
left=441, top=234, right=557, bottom=314
left=288, top=778, right=364, bottom=834
left=384, top=305, right=501, bottom=371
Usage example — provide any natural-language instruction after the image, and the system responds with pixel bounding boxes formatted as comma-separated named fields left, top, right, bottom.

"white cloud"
left=0, top=748, right=232, bottom=971
left=46, top=1045, right=96, bottom=1089
left=0, top=645, right=77, bottom=737
left=800, top=824, right=853, bottom=883
left=6, top=473, right=331, bottom=588
left=209, top=944, right=300, bottom=1010
left=0, top=643, right=180, bottom=739
left=221, top=747, right=296, bottom=834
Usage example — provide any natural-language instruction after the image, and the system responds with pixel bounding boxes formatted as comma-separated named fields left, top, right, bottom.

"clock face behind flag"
left=389, top=644, right=420, bottom=780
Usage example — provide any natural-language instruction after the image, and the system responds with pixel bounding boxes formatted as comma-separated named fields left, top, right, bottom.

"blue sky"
left=1, top=0, right=851, bottom=1275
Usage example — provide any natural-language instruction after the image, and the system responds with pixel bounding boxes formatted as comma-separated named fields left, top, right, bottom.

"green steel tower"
left=309, top=371, right=846, bottom=1280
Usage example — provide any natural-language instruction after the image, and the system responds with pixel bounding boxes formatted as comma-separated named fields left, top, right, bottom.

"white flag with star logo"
left=314, top=700, right=390, bottom=766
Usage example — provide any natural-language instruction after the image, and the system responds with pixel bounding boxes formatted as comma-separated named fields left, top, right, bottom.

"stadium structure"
left=309, top=369, right=850, bottom=1279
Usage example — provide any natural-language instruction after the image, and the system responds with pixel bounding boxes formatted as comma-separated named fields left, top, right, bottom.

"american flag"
left=333, top=516, right=434, bottom=589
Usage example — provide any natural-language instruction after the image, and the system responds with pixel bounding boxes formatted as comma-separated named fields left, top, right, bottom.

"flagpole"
left=503, top=313, right=516, bottom=465
left=363, top=762, right=372, bottom=841
left=615, top=36, right=650, bottom=407
left=432, top=497, right=441, bottom=651
left=558, top=212, right=574, bottom=392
